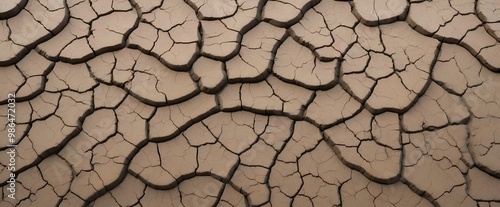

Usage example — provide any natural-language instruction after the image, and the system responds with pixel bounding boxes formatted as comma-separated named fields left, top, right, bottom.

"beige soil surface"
left=1, top=0, right=500, bottom=206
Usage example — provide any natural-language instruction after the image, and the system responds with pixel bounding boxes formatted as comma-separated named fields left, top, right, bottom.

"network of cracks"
left=1, top=0, right=500, bottom=206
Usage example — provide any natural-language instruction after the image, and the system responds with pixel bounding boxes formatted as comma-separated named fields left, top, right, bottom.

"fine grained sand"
left=1, top=0, right=500, bottom=206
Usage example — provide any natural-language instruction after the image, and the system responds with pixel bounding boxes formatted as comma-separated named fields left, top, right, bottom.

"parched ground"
left=1, top=0, right=500, bottom=206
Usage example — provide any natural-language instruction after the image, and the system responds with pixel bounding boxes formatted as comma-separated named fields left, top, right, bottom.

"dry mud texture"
left=1, top=0, right=500, bottom=206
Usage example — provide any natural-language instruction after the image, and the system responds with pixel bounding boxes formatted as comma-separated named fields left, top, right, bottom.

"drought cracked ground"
left=0, top=0, right=500, bottom=206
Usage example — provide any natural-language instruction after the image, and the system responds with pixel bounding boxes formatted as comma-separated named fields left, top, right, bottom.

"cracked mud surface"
left=1, top=0, right=500, bottom=206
